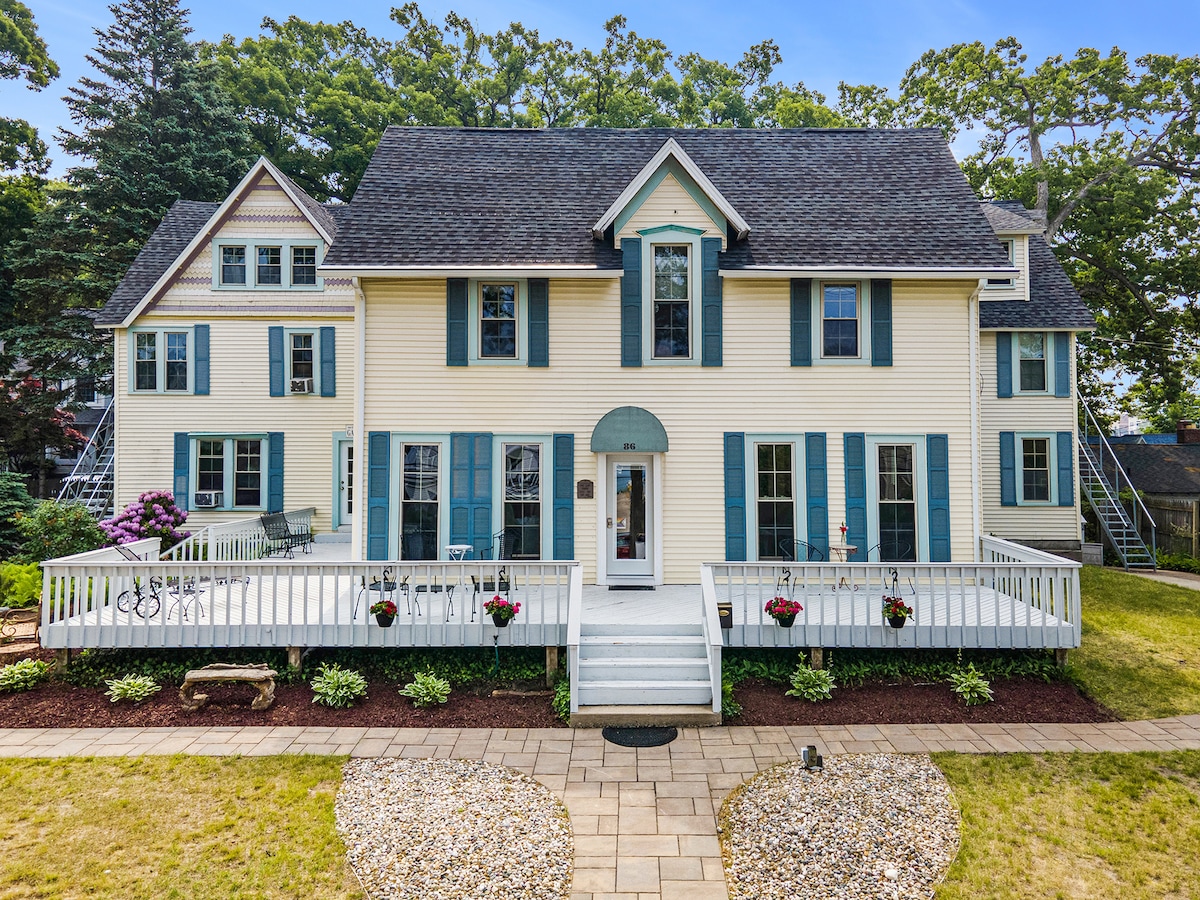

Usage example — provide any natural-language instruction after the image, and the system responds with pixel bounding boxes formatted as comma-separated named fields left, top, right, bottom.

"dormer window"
left=987, top=239, right=1015, bottom=288
left=257, top=247, right=282, bottom=285
left=652, top=244, right=691, bottom=359
left=292, top=247, right=317, bottom=285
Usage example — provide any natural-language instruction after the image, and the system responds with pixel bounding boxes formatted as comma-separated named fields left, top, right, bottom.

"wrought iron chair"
left=356, top=568, right=415, bottom=618
left=865, top=541, right=914, bottom=563
left=778, top=539, right=825, bottom=562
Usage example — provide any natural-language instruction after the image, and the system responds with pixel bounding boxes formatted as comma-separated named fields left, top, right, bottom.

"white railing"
left=699, top=564, right=724, bottom=714
left=40, top=559, right=579, bottom=651
left=566, top=564, right=584, bottom=714
left=703, top=546, right=1080, bottom=651
left=162, top=507, right=317, bottom=561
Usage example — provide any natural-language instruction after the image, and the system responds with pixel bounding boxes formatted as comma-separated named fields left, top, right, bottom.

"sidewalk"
left=3, top=718, right=1199, bottom=900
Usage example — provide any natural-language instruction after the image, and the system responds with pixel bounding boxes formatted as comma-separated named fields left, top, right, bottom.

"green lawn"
left=1069, top=567, right=1200, bottom=720
left=935, top=751, right=1200, bottom=899
left=0, top=756, right=362, bottom=900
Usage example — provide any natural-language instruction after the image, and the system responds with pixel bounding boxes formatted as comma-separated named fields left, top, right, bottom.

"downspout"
left=352, top=277, right=367, bottom=560
left=969, top=279, right=984, bottom=561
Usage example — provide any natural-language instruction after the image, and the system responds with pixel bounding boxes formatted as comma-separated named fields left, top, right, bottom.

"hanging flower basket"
left=484, top=595, right=520, bottom=627
left=765, top=596, right=802, bottom=627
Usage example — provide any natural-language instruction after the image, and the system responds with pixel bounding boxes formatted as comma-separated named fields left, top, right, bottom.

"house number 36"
left=623, top=442, right=637, bottom=450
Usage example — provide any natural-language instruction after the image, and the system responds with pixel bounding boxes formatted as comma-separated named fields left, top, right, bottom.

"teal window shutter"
left=1057, top=431, right=1075, bottom=506
left=173, top=432, right=189, bottom=510
left=723, top=432, right=746, bottom=561
left=450, top=433, right=494, bottom=558
left=470, top=433, right=493, bottom=558
left=926, top=434, right=951, bottom=562
left=870, top=279, right=892, bottom=366
left=999, top=432, right=1017, bottom=506
left=553, top=433, right=574, bottom=559
left=319, top=326, right=336, bottom=396
left=790, top=279, right=812, bottom=366
left=449, top=434, right=471, bottom=549
left=367, top=431, right=390, bottom=559
left=193, top=325, right=210, bottom=395
left=805, top=433, right=828, bottom=558
left=528, top=279, right=549, bottom=367
left=701, top=237, right=722, bottom=367
left=843, top=433, right=867, bottom=560
left=267, top=432, right=284, bottom=513
left=996, top=333, right=1012, bottom=398
left=268, top=326, right=284, bottom=396
left=1054, top=332, right=1070, bottom=397
left=621, top=238, right=642, bottom=367
left=447, top=278, right=468, bottom=366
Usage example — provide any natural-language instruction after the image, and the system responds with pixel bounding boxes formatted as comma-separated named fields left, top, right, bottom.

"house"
left=48, top=128, right=1097, bottom=715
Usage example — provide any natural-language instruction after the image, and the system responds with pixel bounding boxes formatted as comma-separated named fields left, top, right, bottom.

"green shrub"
left=722, top=649, right=798, bottom=685
left=0, top=472, right=35, bottom=558
left=309, top=663, right=367, bottom=708
left=15, top=501, right=106, bottom=563
left=103, top=674, right=162, bottom=703
left=304, top=647, right=545, bottom=687
left=398, top=671, right=451, bottom=707
left=63, top=648, right=294, bottom=689
left=0, top=561, right=42, bottom=608
left=552, top=674, right=571, bottom=722
left=721, top=673, right=742, bottom=718
left=949, top=663, right=995, bottom=705
left=0, top=659, right=51, bottom=692
left=1156, top=550, right=1200, bottom=575
left=785, top=662, right=836, bottom=702
left=827, top=647, right=1057, bottom=686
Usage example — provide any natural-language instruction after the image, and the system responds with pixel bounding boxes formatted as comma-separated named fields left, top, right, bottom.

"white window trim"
left=744, top=434, right=807, bottom=561
left=391, top=434, right=451, bottom=561
left=986, top=239, right=1016, bottom=288
left=492, top=435, right=552, bottom=560
left=283, top=327, right=322, bottom=395
left=211, top=238, right=324, bottom=291
left=467, top=279, right=527, bottom=365
left=190, top=434, right=269, bottom=512
left=1015, top=431, right=1058, bottom=507
left=128, top=326, right=194, bottom=394
left=811, top=280, right=873, bottom=365
left=1013, top=331, right=1054, bottom=396
left=864, top=434, right=929, bottom=562
left=641, top=229, right=702, bottom=366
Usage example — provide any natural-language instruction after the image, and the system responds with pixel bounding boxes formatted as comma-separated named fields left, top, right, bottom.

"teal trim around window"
left=996, top=332, right=1013, bottom=398
left=367, top=431, right=391, bottom=560
left=1007, top=331, right=1056, bottom=396
left=128, top=327, right=195, bottom=394
left=467, top=279, right=529, bottom=365
left=267, top=432, right=284, bottom=513
left=621, top=238, right=642, bottom=367
left=613, top=157, right=728, bottom=237
left=790, top=279, right=812, bottom=366
left=553, top=433, right=575, bottom=560
left=173, top=432, right=189, bottom=510
left=999, top=431, right=1017, bottom=506
left=805, top=433, right=829, bottom=558
left=701, top=237, right=722, bottom=367
left=193, top=325, right=210, bottom=395
left=843, top=433, right=867, bottom=561
left=926, top=434, right=951, bottom=562
left=723, top=432, right=747, bottom=561
left=211, top=238, right=323, bottom=291
left=812, top=281, right=873, bottom=365
left=1011, top=431, right=1059, bottom=507
left=528, top=279, right=549, bottom=367
left=1054, top=332, right=1070, bottom=397
left=642, top=229, right=702, bottom=366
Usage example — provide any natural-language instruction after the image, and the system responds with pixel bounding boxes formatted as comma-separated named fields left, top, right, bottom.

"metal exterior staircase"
left=1079, top=399, right=1156, bottom=570
left=56, top=398, right=115, bottom=519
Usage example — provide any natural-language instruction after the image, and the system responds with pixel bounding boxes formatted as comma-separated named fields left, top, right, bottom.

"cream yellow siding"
left=980, top=331, right=1081, bottom=541
left=361, top=277, right=979, bottom=582
left=980, top=234, right=1029, bottom=303
left=615, top=172, right=725, bottom=245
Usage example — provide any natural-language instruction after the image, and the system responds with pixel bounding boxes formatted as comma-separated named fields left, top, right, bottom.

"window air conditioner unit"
left=194, top=491, right=223, bottom=508
left=290, top=377, right=314, bottom=394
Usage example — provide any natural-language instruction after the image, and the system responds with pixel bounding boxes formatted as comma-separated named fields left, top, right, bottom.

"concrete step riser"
left=577, top=660, right=711, bottom=681
left=579, top=643, right=707, bottom=660
left=578, top=684, right=713, bottom=706
left=581, top=622, right=702, bottom=637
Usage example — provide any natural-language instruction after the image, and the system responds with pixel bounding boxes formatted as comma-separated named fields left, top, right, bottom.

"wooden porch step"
left=570, top=704, right=721, bottom=727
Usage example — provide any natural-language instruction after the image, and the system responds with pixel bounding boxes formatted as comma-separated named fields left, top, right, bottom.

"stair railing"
left=56, top=397, right=115, bottom=517
left=1080, top=397, right=1157, bottom=564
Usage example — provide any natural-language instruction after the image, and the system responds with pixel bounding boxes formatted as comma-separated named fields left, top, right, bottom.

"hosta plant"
left=949, top=663, right=994, bottom=706
left=398, top=671, right=452, bottom=708
left=0, top=659, right=51, bottom=692
left=785, top=662, right=836, bottom=702
left=310, top=663, right=368, bottom=708
left=104, top=674, right=162, bottom=703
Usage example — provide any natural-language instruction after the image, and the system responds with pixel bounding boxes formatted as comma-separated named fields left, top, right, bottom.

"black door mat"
left=602, top=726, right=678, bottom=747
left=608, top=585, right=656, bottom=591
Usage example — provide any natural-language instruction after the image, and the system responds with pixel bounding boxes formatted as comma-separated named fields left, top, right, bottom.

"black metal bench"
left=260, top=513, right=313, bottom=558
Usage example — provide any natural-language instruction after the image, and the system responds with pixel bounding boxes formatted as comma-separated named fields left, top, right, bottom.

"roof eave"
left=720, top=265, right=1019, bottom=280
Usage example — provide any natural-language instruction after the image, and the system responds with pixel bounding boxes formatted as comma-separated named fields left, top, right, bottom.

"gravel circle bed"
left=336, top=757, right=572, bottom=900
left=719, top=754, right=960, bottom=900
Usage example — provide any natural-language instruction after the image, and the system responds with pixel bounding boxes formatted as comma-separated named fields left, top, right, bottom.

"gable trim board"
left=617, top=164, right=728, bottom=247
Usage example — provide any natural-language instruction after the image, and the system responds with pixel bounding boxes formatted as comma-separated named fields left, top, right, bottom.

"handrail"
left=1080, top=397, right=1157, bottom=557
left=56, top=398, right=115, bottom=508
left=700, top=564, right=724, bottom=715
left=566, top=563, right=584, bottom=715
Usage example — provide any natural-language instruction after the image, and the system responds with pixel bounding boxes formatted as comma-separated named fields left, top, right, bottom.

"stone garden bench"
left=179, top=663, right=277, bottom=712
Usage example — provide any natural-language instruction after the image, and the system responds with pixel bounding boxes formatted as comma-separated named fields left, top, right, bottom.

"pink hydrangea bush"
left=101, top=490, right=190, bottom=553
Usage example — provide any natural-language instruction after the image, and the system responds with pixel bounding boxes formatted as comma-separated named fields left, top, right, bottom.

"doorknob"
left=607, top=517, right=613, bottom=528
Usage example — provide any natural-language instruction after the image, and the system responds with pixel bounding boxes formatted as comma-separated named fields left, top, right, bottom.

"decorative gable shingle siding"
left=323, top=127, right=1011, bottom=273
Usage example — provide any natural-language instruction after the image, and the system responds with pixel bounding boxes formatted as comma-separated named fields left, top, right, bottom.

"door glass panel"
left=756, top=443, right=794, bottom=559
left=614, top=464, right=647, bottom=561
left=877, top=444, right=917, bottom=561
left=504, top=443, right=541, bottom=559
left=402, top=444, right=439, bottom=560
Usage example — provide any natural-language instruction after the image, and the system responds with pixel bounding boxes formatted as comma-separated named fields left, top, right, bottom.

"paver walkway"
left=3, top=718, right=1199, bottom=900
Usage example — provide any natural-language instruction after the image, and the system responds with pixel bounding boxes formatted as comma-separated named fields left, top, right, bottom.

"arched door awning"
left=590, top=406, right=669, bottom=453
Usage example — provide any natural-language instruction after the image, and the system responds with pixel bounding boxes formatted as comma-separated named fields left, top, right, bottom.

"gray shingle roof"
left=978, top=201, right=1095, bottom=330
left=1109, top=443, right=1200, bottom=495
left=323, top=126, right=1013, bottom=271
left=982, top=200, right=1044, bottom=232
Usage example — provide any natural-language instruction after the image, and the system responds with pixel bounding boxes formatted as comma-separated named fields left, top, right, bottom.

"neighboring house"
left=1109, top=442, right=1200, bottom=502
left=96, top=127, right=1095, bottom=584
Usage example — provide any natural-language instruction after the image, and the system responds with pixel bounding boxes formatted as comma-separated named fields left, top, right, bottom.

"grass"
left=0, top=756, right=362, bottom=899
left=1070, top=567, right=1200, bottom=719
left=935, top=751, right=1200, bottom=899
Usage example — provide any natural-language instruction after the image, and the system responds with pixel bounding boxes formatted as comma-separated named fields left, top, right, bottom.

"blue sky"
left=6, top=0, right=1199, bottom=176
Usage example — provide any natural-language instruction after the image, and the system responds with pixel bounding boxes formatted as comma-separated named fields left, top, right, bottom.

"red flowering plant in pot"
left=370, top=598, right=398, bottom=626
left=882, top=595, right=913, bottom=627
left=484, top=595, right=521, bottom=627
left=764, top=596, right=803, bottom=627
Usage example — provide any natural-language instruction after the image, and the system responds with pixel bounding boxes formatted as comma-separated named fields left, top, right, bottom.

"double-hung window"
left=987, top=239, right=1015, bottom=288
left=131, top=328, right=191, bottom=393
left=1021, top=437, right=1051, bottom=503
left=480, top=283, right=518, bottom=359
left=290, top=332, right=314, bottom=390
left=221, top=246, right=246, bottom=285
left=822, top=283, right=859, bottom=358
left=503, top=443, right=541, bottom=559
left=192, top=436, right=264, bottom=509
left=257, top=247, right=282, bottom=285
left=214, top=241, right=321, bottom=289
left=1017, top=332, right=1047, bottom=392
left=652, top=245, right=691, bottom=359
left=291, top=247, right=317, bottom=285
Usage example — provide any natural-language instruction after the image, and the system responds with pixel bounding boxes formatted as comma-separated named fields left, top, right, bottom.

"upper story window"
left=480, top=283, right=518, bottom=359
left=1018, top=332, right=1047, bottom=392
left=131, top=328, right=191, bottom=393
left=290, top=332, right=314, bottom=392
left=987, top=239, right=1015, bottom=288
left=822, top=283, right=859, bottom=358
left=1021, top=436, right=1051, bottom=502
left=214, top=240, right=322, bottom=290
left=652, top=244, right=691, bottom=359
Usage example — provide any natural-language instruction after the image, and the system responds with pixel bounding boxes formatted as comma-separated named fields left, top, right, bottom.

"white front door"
left=607, top=455, right=654, bottom=577
left=338, top=441, right=354, bottom=527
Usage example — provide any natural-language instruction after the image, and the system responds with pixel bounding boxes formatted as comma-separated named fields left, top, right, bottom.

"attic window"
left=987, top=239, right=1015, bottom=288
left=652, top=244, right=690, bottom=359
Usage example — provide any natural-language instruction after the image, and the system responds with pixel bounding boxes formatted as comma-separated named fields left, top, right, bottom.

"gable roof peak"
left=591, top=136, right=751, bottom=241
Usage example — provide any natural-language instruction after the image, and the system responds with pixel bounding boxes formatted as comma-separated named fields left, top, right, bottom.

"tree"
left=0, top=0, right=58, bottom=174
